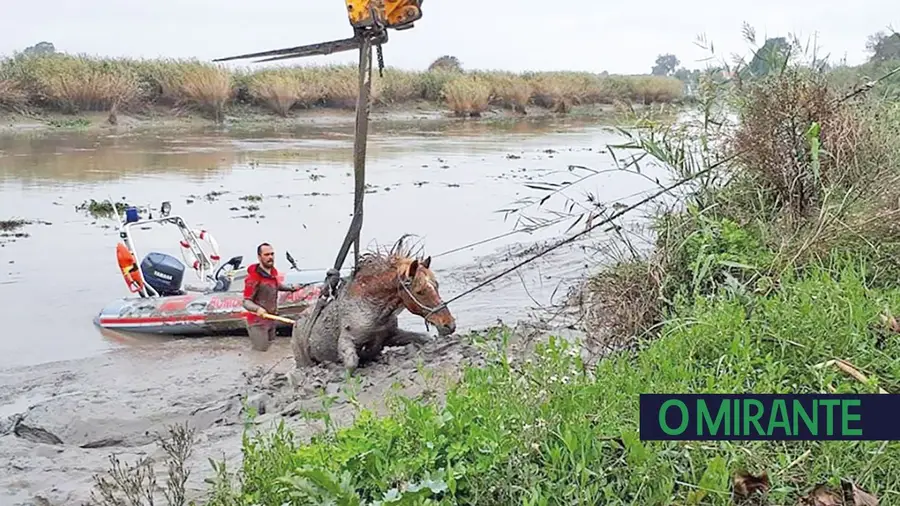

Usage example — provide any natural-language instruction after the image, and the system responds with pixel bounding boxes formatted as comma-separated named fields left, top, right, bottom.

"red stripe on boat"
left=98, top=315, right=207, bottom=325
left=98, top=311, right=268, bottom=326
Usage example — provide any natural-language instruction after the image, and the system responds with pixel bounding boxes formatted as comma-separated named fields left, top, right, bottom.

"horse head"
left=396, top=255, right=456, bottom=336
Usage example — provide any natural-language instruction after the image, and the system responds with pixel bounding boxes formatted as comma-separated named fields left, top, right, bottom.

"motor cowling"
left=140, top=252, right=186, bottom=296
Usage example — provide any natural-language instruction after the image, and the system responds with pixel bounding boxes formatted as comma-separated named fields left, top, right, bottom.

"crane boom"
left=211, top=1, right=424, bottom=353
left=212, top=0, right=421, bottom=64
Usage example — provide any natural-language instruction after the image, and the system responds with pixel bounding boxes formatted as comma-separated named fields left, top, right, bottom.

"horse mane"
left=354, top=233, right=428, bottom=278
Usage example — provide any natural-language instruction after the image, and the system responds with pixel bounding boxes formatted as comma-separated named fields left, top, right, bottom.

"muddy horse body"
left=291, top=238, right=456, bottom=373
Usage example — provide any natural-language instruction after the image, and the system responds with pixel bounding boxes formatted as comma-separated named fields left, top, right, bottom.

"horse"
left=290, top=236, right=456, bottom=373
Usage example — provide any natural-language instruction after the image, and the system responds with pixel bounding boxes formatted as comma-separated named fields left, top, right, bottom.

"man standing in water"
left=242, top=242, right=300, bottom=351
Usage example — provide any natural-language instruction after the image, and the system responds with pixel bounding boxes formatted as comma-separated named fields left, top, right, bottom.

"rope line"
left=430, top=61, right=900, bottom=311
left=432, top=183, right=673, bottom=259
left=433, top=163, right=720, bottom=310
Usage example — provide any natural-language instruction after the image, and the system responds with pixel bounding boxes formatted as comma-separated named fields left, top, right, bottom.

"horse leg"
left=357, top=341, right=384, bottom=363
left=291, top=317, right=314, bottom=368
left=337, top=329, right=360, bottom=373
left=385, top=328, right=431, bottom=347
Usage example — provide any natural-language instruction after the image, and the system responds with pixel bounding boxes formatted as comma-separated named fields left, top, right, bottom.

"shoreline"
left=0, top=101, right=661, bottom=138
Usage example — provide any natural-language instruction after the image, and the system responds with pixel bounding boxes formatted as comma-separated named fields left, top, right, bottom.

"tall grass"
left=0, top=53, right=687, bottom=119
left=139, top=59, right=232, bottom=119
left=0, top=79, right=26, bottom=112
left=8, top=54, right=142, bottom=113
left=441, top=75, right=492, bottom=117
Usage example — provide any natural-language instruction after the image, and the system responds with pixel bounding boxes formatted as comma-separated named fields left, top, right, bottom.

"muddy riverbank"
left=0, top=102, right=634, bottom=138
left=0, top=115, right=669, bottom=505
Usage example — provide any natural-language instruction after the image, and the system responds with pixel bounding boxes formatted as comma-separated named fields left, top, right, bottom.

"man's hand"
left=256, top=307, right=267, bottom=317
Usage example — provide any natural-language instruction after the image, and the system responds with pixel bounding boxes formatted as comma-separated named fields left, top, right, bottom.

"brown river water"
left=0, top=115, right=669, bottom=505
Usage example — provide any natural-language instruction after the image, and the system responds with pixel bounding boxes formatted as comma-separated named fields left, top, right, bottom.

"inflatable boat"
left=93, top=201, right=346, bottom=335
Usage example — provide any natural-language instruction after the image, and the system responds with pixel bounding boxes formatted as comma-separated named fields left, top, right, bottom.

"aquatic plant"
left=0, top=218, right=28, bottom=232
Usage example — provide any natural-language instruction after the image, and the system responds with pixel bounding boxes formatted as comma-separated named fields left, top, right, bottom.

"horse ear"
left=422, top=256, right=431, bottom=269
left=407, top=259, right=419, bottom=278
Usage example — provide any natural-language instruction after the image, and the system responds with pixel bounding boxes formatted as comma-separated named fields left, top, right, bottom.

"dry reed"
left=246, top=68, right=324, bottom=116
left=0, top=54, right=686, bottom=118
left=441, top=75, right=492, bottom=116
left=0, top=79, right=27, bottom=111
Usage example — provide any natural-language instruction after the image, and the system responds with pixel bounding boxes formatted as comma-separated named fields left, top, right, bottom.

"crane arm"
left=212, top=0, right=421, bottom=64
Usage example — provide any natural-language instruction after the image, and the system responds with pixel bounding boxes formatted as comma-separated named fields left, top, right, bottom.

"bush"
left=441, top=75, right=492, bottom=117
left=246, top=68, right=324, bottom=116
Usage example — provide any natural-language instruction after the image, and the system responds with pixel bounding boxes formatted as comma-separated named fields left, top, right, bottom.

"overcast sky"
left=1, top=1, right=896, bottom=74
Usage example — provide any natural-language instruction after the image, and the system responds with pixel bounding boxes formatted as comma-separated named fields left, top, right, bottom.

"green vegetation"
left=199, top=262, right=899, bottom=505
left=75, top=199, right=131, bottom=219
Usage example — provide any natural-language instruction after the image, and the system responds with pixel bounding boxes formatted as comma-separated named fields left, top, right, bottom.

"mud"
left=0, top=114, right=669, bottom=505
left=0, top=313, right=571, bottom=505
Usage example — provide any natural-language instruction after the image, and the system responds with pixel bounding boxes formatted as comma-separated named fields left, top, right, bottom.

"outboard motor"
left=140, top=252, right=186, bottom=296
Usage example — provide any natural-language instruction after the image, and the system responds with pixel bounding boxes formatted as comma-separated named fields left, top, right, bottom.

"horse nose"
left=442, top=320, right=456, bottom=336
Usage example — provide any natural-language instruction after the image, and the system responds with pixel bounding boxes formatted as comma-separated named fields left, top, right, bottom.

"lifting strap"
left=302, top=29, right=377, bottom=342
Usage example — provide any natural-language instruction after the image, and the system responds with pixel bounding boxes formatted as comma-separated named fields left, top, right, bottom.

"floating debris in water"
left=0, top=219, right=28, bottom=232
left=0, top=219, right=49, bottom=244
left=205, top=190, right=227, bottom=201
left=75, top=199, right=131, bottom=219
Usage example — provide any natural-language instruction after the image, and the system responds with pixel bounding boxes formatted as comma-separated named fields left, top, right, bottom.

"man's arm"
left=277, top=281, right=299, bottom=292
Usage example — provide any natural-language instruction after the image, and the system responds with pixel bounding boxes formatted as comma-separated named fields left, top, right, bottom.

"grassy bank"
left=82, top=40, right=900, bottom=506
left=0, top=54, right=685, bottom=122
left=195, top=259, right=899, bottom=505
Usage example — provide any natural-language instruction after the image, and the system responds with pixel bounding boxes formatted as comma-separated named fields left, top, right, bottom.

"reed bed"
left=0, top=53, right=687, bottom=119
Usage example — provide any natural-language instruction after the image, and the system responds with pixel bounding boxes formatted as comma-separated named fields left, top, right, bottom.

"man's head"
left=257, top=242, right=275, bottom=269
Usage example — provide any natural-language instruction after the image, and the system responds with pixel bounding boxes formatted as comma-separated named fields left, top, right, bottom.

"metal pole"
left=331, top=33, right=373, bottom=273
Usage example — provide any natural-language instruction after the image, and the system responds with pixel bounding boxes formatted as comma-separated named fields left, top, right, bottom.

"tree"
left=22, top=41, right=55, bottom=56
left=428, top=55, right=462, bottom=72
left=651, top=54, right=680, bottom=76
left=745, top=37, right=791, bottom=77
left=865, top=31, right=900, bottom=63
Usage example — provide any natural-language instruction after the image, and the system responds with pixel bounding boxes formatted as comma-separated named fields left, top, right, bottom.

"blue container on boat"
left=124, top=206, right=139, bottom=223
